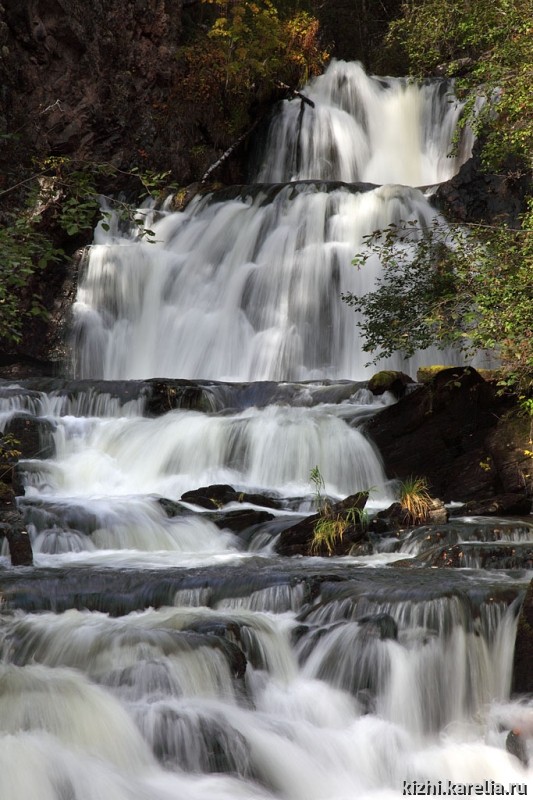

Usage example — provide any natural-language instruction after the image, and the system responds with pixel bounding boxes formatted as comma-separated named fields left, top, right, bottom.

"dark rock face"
left=1, top=525, right=34, bottom=567
left=0, top=484, right=33, bottom=566
left=512, top=579, right=533, bottom=695
left=365, top=367, right=530, bottom=504
left=308, top=0, right=402, bottom=67
left=0, top=1, right=185, bottom=178
left=434, top=149, right=530, bottom=228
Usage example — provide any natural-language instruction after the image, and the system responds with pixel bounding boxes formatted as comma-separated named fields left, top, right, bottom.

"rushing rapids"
left=1, top=61, right=532, bottom=799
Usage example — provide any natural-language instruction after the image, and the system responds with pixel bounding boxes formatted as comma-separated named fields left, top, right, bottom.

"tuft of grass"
left=309, top=465, right=326, bottom=510
left=344, top=505, right=369, bottom=531
left=308, top=467, right=370, bottom=555
left=398, top=476, right=433, bottom=524
left=310, top=516, right=348, bottom=556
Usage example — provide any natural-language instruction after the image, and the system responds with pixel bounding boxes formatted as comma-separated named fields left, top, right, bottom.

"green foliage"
left=385, top=0, right=533, bottom=171
left=343, top=212, right=533, bottom=395
left=0, top=433, right=21, bottom=482
left=0, top=158, right=175, bottom=344
left=176, top=0, right=329, bottom=139
left=309, top=464, right=326, bottom=509
left=0, top=433, right=21, bottom=462
left=0, top=216, right=60, bottom=343
left=308, top=467, right=369, bottom=555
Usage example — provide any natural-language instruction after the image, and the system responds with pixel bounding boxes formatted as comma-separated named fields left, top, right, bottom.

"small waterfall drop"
left=254, top=61, right=473, bottom=186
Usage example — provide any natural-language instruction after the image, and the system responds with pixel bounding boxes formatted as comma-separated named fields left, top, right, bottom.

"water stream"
left=1, top=60, right=532, bottom=799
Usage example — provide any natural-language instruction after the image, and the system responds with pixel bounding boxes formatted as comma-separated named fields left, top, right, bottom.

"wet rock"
left=505, top=730, right=529, bottom=767
left=369, top=498, right=448, bottom=534
left=457, top=494, right=532, bottom=517
left=369, top=502, right=406, bottom=533
left=357, top=613, right=398, bottom=640
left=0, top=485, right=33, bottom=566
left=512, top=578, right=533, bottom=695
left=275, top=492, right=369, bottom=557
left=181, top=484, right=282, bottom=511
left=149, top=705, right=254, bottom=776
left=146, top=380, right=215, bottom=415
left=157, top=498, right=186, bottom=518
left=368, top=370, right=412, bottom=399
left=419, top=542, right=533, bottom=570
left=427, top=498, right=449, bottom=524
left=211, top=508, right=275, bottom=534
left=0, top=525, right=34, bottom=567
left=397, top=525, right=461, bottom=555
left=180, top=621, right=247, bottom=677
left=181, top=485, right=238, bottom=509
left=434, top=148, right=530, bottom=229
left=365, top=367, right=516, bottom=503
left=2, top=414, right=56, bottom=462
left=349, top=541, right=374, bottom=557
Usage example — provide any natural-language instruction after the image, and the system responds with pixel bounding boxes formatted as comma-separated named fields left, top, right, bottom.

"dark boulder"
left=365, top=367, right=520, bottom=503
left=369, top=497, right=448, bottom=535
left=211, top=508, right=275, bottom=534
left=181, top=484, right=282, bottom=511
left=368, top=370, right=412, bottom=399
left=275, top=492, right=369, bottom=557
left=157, top=498, right=187, bottom=518
left=457, top=494, right=532, bottom=517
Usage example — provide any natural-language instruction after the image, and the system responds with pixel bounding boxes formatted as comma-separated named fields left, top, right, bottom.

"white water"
left=72, top=60, right=475, bottom=382
left=2, top=61, right=532, bottom=800
left=0, top=599, right=531, bottom=800
left=255, top=61, right=473, bottom=186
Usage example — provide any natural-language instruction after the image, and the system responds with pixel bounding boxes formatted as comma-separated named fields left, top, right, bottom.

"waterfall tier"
left=72, top=61, right=474, bottom=382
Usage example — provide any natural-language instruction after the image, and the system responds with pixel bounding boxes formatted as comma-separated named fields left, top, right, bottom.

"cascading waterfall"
left=1, top=59, right=532, bottom=800
left=72, top=60, right=475, bottom=383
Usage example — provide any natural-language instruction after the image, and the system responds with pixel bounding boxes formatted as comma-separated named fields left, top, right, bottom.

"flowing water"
left=1, top=61, right=532, bottom=799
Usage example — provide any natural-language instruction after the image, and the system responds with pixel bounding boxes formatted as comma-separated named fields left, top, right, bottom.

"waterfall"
left=2, top=60, right=532, bottom=800
left=254, top=61, right=473, bottom=186
left=72, top=61, right=474, bottom=382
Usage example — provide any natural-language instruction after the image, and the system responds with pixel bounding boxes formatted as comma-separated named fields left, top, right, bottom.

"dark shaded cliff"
left=0, top=0, right=188, bottom=181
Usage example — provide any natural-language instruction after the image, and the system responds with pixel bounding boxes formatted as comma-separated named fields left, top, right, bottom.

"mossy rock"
left=416, top=365, right=455, bottom=384
left=416, top=365, right=501, bottom=385
left=368, top=370, right=412, bottom=398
